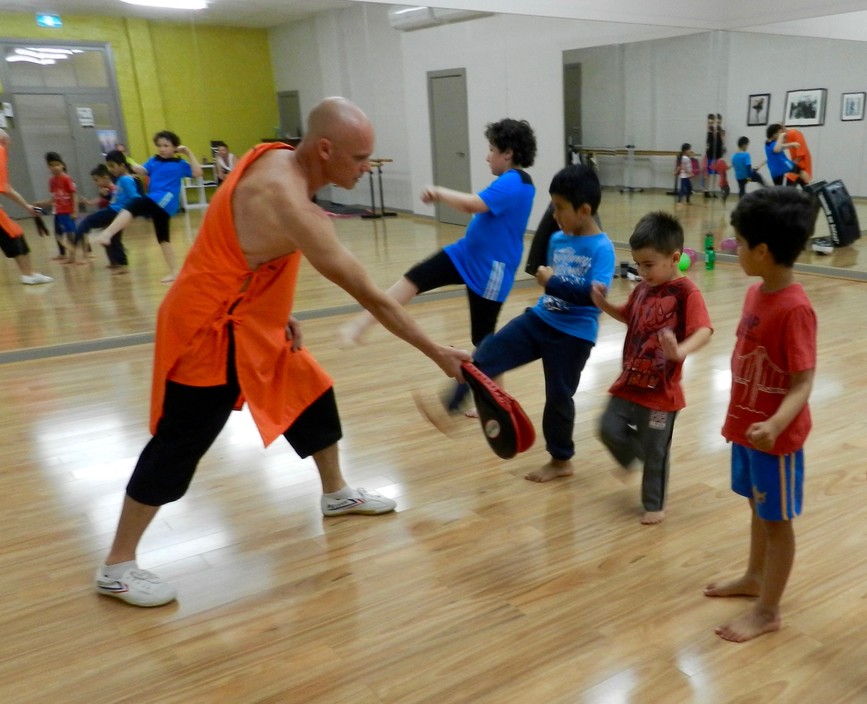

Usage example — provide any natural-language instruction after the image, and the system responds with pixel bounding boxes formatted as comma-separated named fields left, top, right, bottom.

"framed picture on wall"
left=784, top=88, right=826, bottom=126
left=747, top=93, right=770, bottom=125
left=841, top=92, right=865, bottom=121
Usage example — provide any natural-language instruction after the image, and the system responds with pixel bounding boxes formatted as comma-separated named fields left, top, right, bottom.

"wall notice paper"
left=2, top=102, right=12, bottom=117
left=0, top=113, right=6, bottom=128
left=77, top=107, right=95, bottom=127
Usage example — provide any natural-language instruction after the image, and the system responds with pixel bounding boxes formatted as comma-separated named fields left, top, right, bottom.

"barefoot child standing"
left=591, top=212, right=712, bottom=525
left=704, top=187, right=818, bottom=642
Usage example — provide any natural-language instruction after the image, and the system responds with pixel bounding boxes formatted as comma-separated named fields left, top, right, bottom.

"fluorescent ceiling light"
left=121, top=0, right=208, bottom=9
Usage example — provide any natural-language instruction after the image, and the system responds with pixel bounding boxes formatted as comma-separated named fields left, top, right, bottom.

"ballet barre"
left=361, top=158, right=397, bottom=219
left=573, top=146, right=680, bottom=192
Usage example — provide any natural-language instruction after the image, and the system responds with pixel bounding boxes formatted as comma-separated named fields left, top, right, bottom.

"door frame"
left=427, top=68, right=472, bottom=226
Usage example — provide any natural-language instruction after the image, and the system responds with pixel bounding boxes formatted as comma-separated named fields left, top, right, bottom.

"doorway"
left=427, top=69, right=472, bottom=227
left=0, top=42, right=125, bottom=214
left=14, top=93, right=118, bottom=207
left=563, top=62, right=582, bottom=165
left=277, top=90, right=302, bottom=142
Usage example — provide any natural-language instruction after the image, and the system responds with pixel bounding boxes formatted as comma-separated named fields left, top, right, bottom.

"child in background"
left=674, top=143, right=694, bottom=205
left=715, top=147, right=731, bottom=206
left=213, top=141, right=236, bottom=185
left=731, top=136, right=766, bottom=199
left=591, top=212, right=712, bottom=524
left=83, top=164, right=115, bottom=210
left=92, top=130, right=202, bottom=283
left=75, top=151, right=139, bottom=273
left=37, top=152, right=80, bottom=264
left=704, top=187, right=818, bottom=642
left=764, top=124, right=798, bottom=186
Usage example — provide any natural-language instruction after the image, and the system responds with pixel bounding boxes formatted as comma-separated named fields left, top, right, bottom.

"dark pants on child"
left=75, top=208, right=127, bottom=266
left=598, top=396, right=677, bottom=512
left=677, top=177, right=692, bottom=203
left=450, top=310, right=593, bottom=461
left=125, top=328, right=343, bottom=506
left=736, top=169, right=766, bottom=198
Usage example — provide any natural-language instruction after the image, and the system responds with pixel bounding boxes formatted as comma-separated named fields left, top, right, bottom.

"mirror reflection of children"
left=35, top=152, right=82, bottom=264
left=732, top=137, right=766, bottom=199
left=91, top=130, right=202, bottom=283
left=213, top=141, right=236, bottom=185
left=674, top=143, right=694, bottom=205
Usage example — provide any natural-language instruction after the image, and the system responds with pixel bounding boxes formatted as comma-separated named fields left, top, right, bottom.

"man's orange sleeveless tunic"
left=0, top=144, right=24, bottom=238
left=150, top=142, right=333, bottom=446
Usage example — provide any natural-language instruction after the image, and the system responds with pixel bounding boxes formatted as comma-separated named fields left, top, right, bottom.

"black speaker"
left=807, top=179, right=861, bottom=248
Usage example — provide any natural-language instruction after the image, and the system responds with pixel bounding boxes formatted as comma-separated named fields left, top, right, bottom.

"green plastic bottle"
left=704, top=233, right=715, bottom=271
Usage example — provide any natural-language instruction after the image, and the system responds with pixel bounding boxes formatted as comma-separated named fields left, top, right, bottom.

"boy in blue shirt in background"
left=76, top=151, right=140, bottom=272
left=731, top=136, right=766, bottom=199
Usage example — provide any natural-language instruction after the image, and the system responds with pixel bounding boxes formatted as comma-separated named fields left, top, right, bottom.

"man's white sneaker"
left=20, top=272, right=54, bottom=285
left=95, top=567, right=177, bottom=607
left=321, top=487, right=396, bottom=516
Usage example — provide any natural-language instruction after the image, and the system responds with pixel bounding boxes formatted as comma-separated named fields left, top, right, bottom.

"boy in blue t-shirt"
left=340, top=118, right=537, bottom=349
left=731, top=136, right=766, bottom=199
left=420, top=164, right=616, bottom=482
left=92, top=130, right=201, bottom=283
left=75, top=151, right=141, bottom=271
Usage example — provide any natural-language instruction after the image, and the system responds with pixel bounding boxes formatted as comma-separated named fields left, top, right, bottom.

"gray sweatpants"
left=598, top=396, right=677, bottom=512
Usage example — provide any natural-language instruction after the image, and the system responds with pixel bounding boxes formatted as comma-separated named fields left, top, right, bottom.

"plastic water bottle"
left=705, top=233, right=715, bottom=271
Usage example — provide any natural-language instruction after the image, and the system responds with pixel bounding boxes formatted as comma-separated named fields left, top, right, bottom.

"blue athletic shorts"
left=731, top=442, right=803, bottom=521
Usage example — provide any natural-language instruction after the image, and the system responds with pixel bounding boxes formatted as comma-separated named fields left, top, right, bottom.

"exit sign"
left=36, top=13, right=63, bottom=28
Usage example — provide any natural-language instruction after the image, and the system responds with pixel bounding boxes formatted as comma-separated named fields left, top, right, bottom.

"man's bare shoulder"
left=232, top=148, right=335, bottom=264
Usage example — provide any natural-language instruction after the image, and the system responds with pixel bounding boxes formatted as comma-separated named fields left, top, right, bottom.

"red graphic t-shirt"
left=50, top=173, right=77, bottom=214
left=609, top=276, right=712, bottom=412
left=722, top=282, right=816, bottom=454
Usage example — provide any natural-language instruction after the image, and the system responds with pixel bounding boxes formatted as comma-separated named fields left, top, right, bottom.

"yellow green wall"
left=0, top=12, right=277, bottom=161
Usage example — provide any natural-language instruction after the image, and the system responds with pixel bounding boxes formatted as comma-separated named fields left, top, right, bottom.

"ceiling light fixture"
left=120, top=0, right=208, bottom=10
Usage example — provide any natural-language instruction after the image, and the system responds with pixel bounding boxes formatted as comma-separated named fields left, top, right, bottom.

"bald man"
left=96, top=98, right=470, bottom=607
left=0, top=129, right=53, bottom=285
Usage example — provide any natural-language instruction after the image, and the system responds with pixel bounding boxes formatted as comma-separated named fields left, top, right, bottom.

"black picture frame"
left=747, top=93, right=770, bottom=126
left=841, top=92, right=866, bottom=122
left=784, top=88, right=827, bottom=126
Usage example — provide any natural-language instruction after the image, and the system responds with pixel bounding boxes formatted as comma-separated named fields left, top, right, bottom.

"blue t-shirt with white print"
left=530, top=230, right=615, bottom=343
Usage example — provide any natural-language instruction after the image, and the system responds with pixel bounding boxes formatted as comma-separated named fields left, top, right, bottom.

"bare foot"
left=91, top=232, right=112, bottom=247
left=641, top=510, right=665, bottom=525
left=51, top=254, right=67, bottom=261
left=413, top=390, right=460, bottom=438
left=703, top=576, right=761, bottom=598
left=160, top=273, right=177, bottom=284
left=525, top=459, right=573, bottom=483
left=465, top=407, right=479, bottom=419
left=715, top=608, right=781, bottom=642
left=111, top=266, right=129, bottom=276
left=337, top=319, right=365, bottom=349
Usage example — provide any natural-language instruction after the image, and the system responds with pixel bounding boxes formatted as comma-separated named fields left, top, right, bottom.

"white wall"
left=268, top=6, right=867, bottom=219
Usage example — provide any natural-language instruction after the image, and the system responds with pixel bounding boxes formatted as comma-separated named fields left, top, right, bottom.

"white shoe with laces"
left=95, top=566, right=177, bottom=607
left=321, top=487, right=396, bottom=516
left=20, top=272, right=53, bottom=285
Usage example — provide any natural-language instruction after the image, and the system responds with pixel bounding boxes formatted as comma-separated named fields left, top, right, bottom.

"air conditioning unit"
left=387, top=5, right=492, bottom=31
left=387, top=6, right=436, bottom=31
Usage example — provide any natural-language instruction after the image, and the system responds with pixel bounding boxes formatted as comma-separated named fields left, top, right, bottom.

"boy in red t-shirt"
left=36, top=151, right=81, bottom=264
left=592, top=212, right=713, bottom=524
left=704, top=187, right=818, bottom=642
left=714, top=147, right=730, bottom=206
